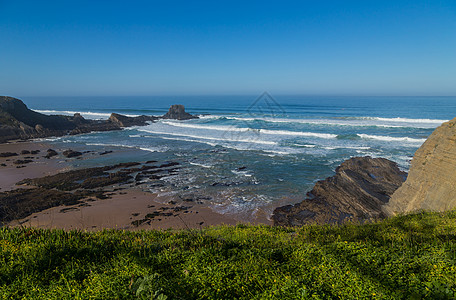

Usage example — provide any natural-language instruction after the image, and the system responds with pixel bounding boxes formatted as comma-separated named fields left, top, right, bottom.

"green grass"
left=1, top=211, right=456, bottom=299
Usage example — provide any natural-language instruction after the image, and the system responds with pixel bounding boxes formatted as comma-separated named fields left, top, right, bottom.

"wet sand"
left=0, top=141, right=70, bottom=191
left=9, top=189, right=240, bottom=231
left=1, top=141, right=270, bottom=230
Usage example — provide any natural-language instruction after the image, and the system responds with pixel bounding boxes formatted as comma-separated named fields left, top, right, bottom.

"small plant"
left=130, top=274, right=168, bottom=300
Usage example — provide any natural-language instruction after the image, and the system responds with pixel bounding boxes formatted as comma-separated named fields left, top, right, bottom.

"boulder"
left=162, top=104, right=198, bottom=120
left=272, top=157, right=406, bottom=226
left=44, top=149, right=58, bottom=159
left=385, top=117, right=456, bottom=215
left=63, top=149, right=82, bottom=158
left=0, top=152, right=18, bottom=157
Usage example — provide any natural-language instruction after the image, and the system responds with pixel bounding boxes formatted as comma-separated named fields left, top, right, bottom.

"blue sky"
left=0, top=0, right=455, bottom=96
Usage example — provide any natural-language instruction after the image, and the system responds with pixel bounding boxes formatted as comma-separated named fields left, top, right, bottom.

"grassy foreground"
left=1, top=211, right=456, bottom=299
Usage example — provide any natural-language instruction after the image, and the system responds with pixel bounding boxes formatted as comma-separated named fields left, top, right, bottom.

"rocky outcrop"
left=163, top=104, right=198, bottom=120
left=62, top=149, right=82, bottom=158
left=108, top=113, right=158, bottom=127
left=0, top=96, right=197, bottom=143
left=272, top=157, right=406, bottom=226
left=0, top=96, right=119, bottom=142
left=385, top=117, right=456, bottom=215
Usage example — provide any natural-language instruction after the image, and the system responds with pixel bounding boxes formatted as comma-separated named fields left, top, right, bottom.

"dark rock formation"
left=62, top=149, right=82, bottom=158
left=163, top=104, right=198, bottom=120
left=44, top=149, right=58, bottom=159
left=0, top=188, right=84, bottom=224
left=1, top=160, right=181, bottom=224
left=13, top=159, right=33, bottom=165
left=0, top=96, right=198, bottom=143
left=0, top=152, right=18, bottom=157
left=108, top=113, right=158, bottom=127
left=272, top=157, right=407, bottom=226
left=0, top=96, right=120, bottom=142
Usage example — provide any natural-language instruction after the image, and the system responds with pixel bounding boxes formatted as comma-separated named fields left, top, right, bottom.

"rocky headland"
left=385, top=116, right=456, bottom=215
left=0, top=96, right=197, bottom=143
left=272, top=157, right=407, bottom=226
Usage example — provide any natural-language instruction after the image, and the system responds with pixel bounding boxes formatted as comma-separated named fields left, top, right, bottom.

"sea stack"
left=384, top=116, right=456, bottom=215
left=162, top=104, right=198, bottom=120
left=272, top=156, right=406, bottom=226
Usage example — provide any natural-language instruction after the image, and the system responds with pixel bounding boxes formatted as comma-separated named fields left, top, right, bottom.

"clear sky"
left=0, top=0, right=455, bottom=96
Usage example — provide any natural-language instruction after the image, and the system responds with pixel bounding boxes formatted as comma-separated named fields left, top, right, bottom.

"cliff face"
left=0, top=96, right=120, bottom=143
left=0, top=96, right=75, bottom=130
left=272, top=157, right=406, bottom=226
left=385, top=117, right=456, bottom=215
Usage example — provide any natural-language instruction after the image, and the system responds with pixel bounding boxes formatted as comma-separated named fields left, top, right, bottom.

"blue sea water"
left=23, top=95, right=456, bottom=220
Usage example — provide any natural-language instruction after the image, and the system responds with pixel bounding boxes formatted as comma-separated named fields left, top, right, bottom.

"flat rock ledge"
left=272, top=156, right=407, bottom=226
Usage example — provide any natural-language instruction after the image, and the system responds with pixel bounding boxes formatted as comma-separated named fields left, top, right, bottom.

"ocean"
left=23, top=95, right=456, bottom=220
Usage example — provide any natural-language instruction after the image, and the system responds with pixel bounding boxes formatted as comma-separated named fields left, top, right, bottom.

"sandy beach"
left=1, top=140, right=270, bottom=230
left=0, top=141, right=71, bottom=191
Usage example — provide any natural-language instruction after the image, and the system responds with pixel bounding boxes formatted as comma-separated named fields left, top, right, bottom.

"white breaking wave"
left=161, top=120, right=337, bottom=139
left=86, top=142, right=137, bottom=148
left=33, top=109, right=139, bottom=120
left=195, top=115, right=446, bottom=129
left=260, top=129, right=336, bottom=138
left=357, top=134, right=426, bottom=143
left=189, top=162, right=213, bottom=168
left=159, top=136, right=294, bottom=155
left=159, top=136, right=217, bottom=147
left=364, top=117, right=448, bottom=124
left=138, top=129, right=278, bottom=145
left=139, top=147, right=164, bottom=153
left=85, top=143, right=165, bottom=152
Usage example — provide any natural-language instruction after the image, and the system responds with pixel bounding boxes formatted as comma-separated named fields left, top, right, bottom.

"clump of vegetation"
left=1, top=211, right=456, bottom=299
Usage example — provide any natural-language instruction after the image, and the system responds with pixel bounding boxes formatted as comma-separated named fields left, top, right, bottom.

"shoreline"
left=1, top=140, right=271, bottom=230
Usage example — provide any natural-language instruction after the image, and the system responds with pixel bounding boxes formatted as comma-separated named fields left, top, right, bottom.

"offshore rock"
left=272, top=157, right=406, bottom=226
left=162, top=104, right=198, bottom=120
left=385, top=117, right=456, bottom=215
left=108, top=113, right=158, bottom=127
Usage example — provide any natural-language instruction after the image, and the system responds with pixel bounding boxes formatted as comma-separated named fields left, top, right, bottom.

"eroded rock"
left=385, top=116, right=456, bottom=215
left=162, top=104, right=198, bottom=120
left=272, top=157, right=406, bottom=226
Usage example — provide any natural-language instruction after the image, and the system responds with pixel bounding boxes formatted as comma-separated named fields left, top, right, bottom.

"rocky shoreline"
left=272, top=157, right=407, bottom=226
left=2, top=142, right=408, bottom=229
left=0, top=96, right=197, bottom=143
left=0, top=143, right=239, bottom=230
